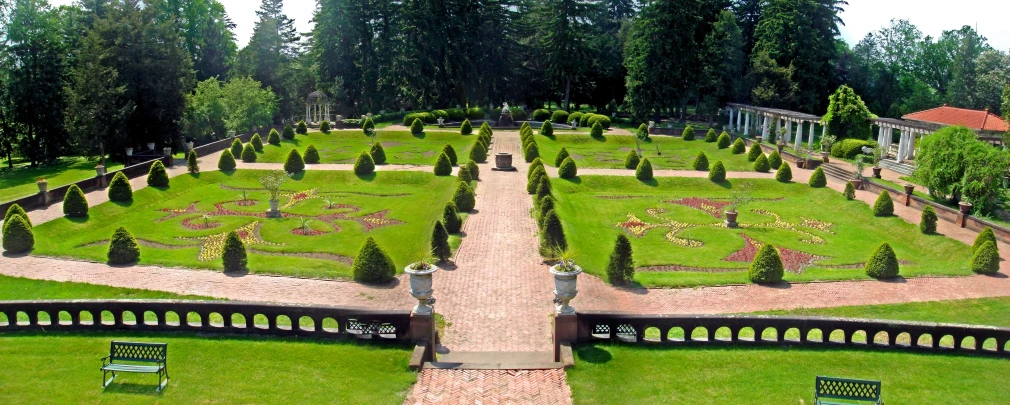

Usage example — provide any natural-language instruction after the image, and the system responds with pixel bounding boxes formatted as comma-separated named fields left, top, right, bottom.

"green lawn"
left=0, top=274, right=209, bottom=301
left=31, top=170, right=462, bottom=280
left=0, top=332, right=415, bottom=405
left=551, top=176, right=973, bottom=288
left=762, top=296, right=1010, bottom=328
left=568, top=343, right=1010, bottom=404
left=256, top=129, right=479, bottom=166
left=533, top=133, right=755, bottom=171
left=0, top=157, right=124, bottom=202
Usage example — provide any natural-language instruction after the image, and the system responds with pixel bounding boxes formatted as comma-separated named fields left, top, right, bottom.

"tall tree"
left=65, top=24, right=129, bottom=167
left=732, top=0, right=762, bottom=59
left=946, top=26, right=991, bottom=110
left=235, top=0, right=301, bottom=121
left=698, top=9, right=746, bottom=117
left=158, top=0, right=237, bottom=81
left=537, top=0, right=600, bottom=111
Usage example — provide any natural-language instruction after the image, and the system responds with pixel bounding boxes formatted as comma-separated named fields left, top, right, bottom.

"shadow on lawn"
left=103, top=382, right=167, bottom=397
left=575, top=345, right=613, bottom=364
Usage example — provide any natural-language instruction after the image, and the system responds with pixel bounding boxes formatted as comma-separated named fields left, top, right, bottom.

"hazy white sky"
left=49, top=0, right=1010, bottom=52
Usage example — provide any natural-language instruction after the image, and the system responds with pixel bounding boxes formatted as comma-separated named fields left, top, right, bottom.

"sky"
left=48, top=0, right=1010, bottom=52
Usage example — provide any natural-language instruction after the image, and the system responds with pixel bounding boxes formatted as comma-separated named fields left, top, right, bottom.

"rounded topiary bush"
left=362, top=118, right=374, bottom=133
left=284, top=149, right=305, bottom=173
left=434, top=153, right=453, bottom=176
left=368, top=142, right=386, bottom=164
left=453, top=181, right=476, bottom=212
left=410, top=118, right=424, bottom=135
left=636, top=123, right=649, bottom=140
left=458, top=166, right=472, bottom=183
left=469, top=142, right=487, bottom=163
left=692, top=151, right=709, bottom=171
left=352, top=237, right=396, bottom=284
left=748, top=244, right=784, bottom=284
left=588, top=115, right=611, bottom=129
left=251, top=133, right=264, bottom=151
left=843, top=181, right=856, bottom=200
left=747, top=143, right=763, bottom=161
left=872, top=191, right=894, bottom=217
left=534, top=177, right=552, bottom=205
left=775, top=162, right=792, bottom=182
left=480, top=121, right=493, bottom=136
left=222, top=231, right=247, bottom=272
left=551, top=110, right=569, bottom=124
left=970, top=240, right=1000, bottom=275
left=297, top=120, right=308, bottom=134
left=973, top=227, right=997, bottom=254
left=354, top=151, right=375, bottom=175
left=267, top=129, right=281, bottom=145
left=731, top=138, right=746, bottom=154
left=283, top=124, right=296, bottom=140
left=538, top=209, right=567, bottom=256
left=320, top=120, right=331, bottom=133
left=108, top=172, right=133, bottom=202
left=558, top=157, right=578, bottom=179
left=704, top=128, right=717, bottom=142
left=865, top=242, right=899, bottom=278
left=540, top=121, right=554, bottom=137
left=555, top=148, right=570, bottom=167
left=528, top=168, right=547, bottom=194
left=2, top=215, right=33, bottom=254
left=218, top=149, right=237, bottom=171
left=461, top=119, right=473, bottom=135
left=624, top=150, right=640, bottom=170
left=466, top=160, right=479, bottom=181
left=442, top=202, right=462, bottom=234
left=528, top=158, right=545, bottom=181
left=570, top=112, right=585, bottom=127
left=607, top=234, right=635, bottom=285
left=107, top=226, right=140, bottom=264
left=532, top=109, right=550, bottom=122
left=709, top=161, right=726, bottom=183
left=579, top=113, right=592, bottom=127
left=590, top=122, right=603, bottom=138
left=753, top=153, right=770, bottom=172
left=523, top=142, right=540, bottom=163
left=537, top=195, right=555, bottom=227
left=808, top=167, right=826, bottom=188
left=431, top=221, right=452, bottom=262
left=303, top=144, right=320, bottom=164
left=63, top=185, right=89, bottom=218
left=920, top=206, right=938, bottom=234
left=682, top=125, right=696, bottom=141
left=441, top=144, right=458, bottom=166
left=717, top=132, right=731, bottom=149
left=186, top=150, right=199, bottom=174
left=241, top=143, right=257, bottom=163
left=636, top=158, right=653, bottom=181
left=147, top=160, right=169, bottom=187
left=767, top=151, right=782, bottom=169
left=4, top=204, right=31, bottom=228
left=230, top=138, right=244, bottom=158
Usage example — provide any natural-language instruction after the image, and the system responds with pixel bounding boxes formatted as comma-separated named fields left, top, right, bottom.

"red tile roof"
left=903, top=105, right=1009, bottom=132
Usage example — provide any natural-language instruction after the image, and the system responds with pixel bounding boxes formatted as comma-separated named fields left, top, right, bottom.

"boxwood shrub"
left=107, top=226, right=140, bottom=264
left=532, top=109, right=551, bottom=122
left=461, top=119, right=473, bottom=135
left=709, top=161, right=726, bottom=182
left=466, top=160, right=479, bottom=181
left=554, top=148, right=570, bottom=166
left=267, top=129, right=281, bottom=145
left=830, top=139, right=877, bottom=159
left=970, top=240, right=1000, bottom=274
left=352, top=237, right=395, bottom=284
left=442, top=202, right=462, bottom=233
left=872, top=191, right=894, bottom=216
left=222, top=231, right=247, bottom=272
left=731, top=138, right=746, bottom=154
left=453, top=181, right=476, bottom=212
left=283, top=124, right=295, bottom=139
left=625, top=150, right=640, bottom=169
left=354, top=151, right=375, bottom=175
left=692, top=151, right=709, bottom=171
left=717, top=132, right=731, bottom=149
left=558, top=157, right=578, bottom=179
left=753, top=154, right=770, bottom=172
left=147, top=160, right=169, bottom=187
left=441, top=144, right=458, bottom=166
left=748, top=244, right=784, bottom=284
left=63, top=184, right=89, bottom=218
left=250, top=133, right=264, bottom=151
left=241, top=143, right=257, bottom=163
left=4, top=203, right=31, bottom=228
left=590, top=122, right=604, bottom=138
left=587, top=114, right=611, bottom=130
left=434, top=153, right=453, bottom=176
left=704, top=128, right=717, bottom=142
left=682, top=125, right=696, bottom=141
left=636, top=158, right=653, bottom=181
left=303, top=144, right=320, bottom=164
left=370, top=142, right=387, bottom=164
left=865, top=242, right=899, bottom=278
left=551, top=110, right=570, bottom=124
left=283, top=149, right=305, bottom=173
left=2, top=215, right=33, bottom=254
left=469, top=142, right=487, bottom=163
left=808, top=167, right=827, bottom=188
left=775, top=162, right=792, bottom=182
left=108, top=172, right=133, bottom=202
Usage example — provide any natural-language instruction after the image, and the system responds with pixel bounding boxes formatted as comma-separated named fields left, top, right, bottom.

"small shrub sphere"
left=555, top=148, right=570, bottom=166
left=434, top=153, right=453, bottom=176
left=283, top=149, right=305, bottom=173
left=250, top=133, right=264, bottom=151
left=453, top=181, right=476, bottom=212
left=872, top=191, right=894, bottom=217
left=709, top=161, right=727, bottom=182
left=731, top=138, right=746, bottom=154
left=222, top=231, right=247, bottom=272
left=532, top=109, right=550, bottom=121
left=108, top=172, right=133, bottom=201
left=370, top=142, right=387, bottom=164
left=843, top=181, right=856, bottom=200
left=319, top=120, right=331, bottom=133
left=354, top=151, right=375, bottom=175
left=267, top=129, right=281, bottom=145
left=297, top=120, right=308, bottom=134
left=590, top=122, right=603, bottom=138
left=717, top=132, right=731, bottom=149
left=466, top=160, right=479, bottom=181
left=747, top=143, right=763, bottom=161
left=461, top=119, right=473, bottom=135
left=767, top=151, right=782, bottom=169
left=283, top=124, right=295, bottom=140
left=970, top=241, right=1000, bottom=275
left=303, top=144, right=320, bottom=164
left=410, top=118, right=424, bottom=134
left=352, top=237, right=396, bottom=284
left=973, top=227, right=998, bottom=254
left=107, top=226, right=140, bottom=264
left=540, top=121, right=554, bottom=137
left=147, top=160, right=169, bottom=187
left=558, top=157, right=578, bottom=179
left=241, top=143, right=257, bottom=163
left=2, top=215, right=34, bottom=254
left=588, top=114, right=612, bottom=129
left=441, top=144, right=458, bottom=166
left=682, top=125, right=696, bottom=141
left=692, top=151, right=709, bottom=171
left=63, top=185, right=89, bottom=218
left=551, top=110, right=569, bottom=124
left=218, top=149, right=237, bottom=171
left=704, top=128, right=717, bottom=142
left=442, top=202, right=462, bottom=233
left=607, top=234, right=635, bottom=285
left=636, top=158, right=654, bottom=181
left=753, top=154, right=770, bottom=172
left=865, top=242, right=900, bottom=278
left=920, top=206, right=938, bottom=234
left=808, top=167, right=827, bottom=188
left=775, top=162, right=792, bottom=182
left=748, top=244, right=784, bottom=284
left=624, top=150, right=640, bottom=169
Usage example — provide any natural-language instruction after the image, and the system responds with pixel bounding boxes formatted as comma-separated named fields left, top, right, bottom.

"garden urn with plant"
left=725, top=182, right=754, bottom=228
left=405, top=260, right=438, bottom=315
left=95, top=164, right=106, bottom=177
left=959, top=199, right=973, bottom=215
left=549, top=258, right=582, bottom=315
left=494, top=152, right=515, bottom=171
left=259, top=171, right=287, bottom=218
left=36, top=178, right=48, bottom=194
left=147, top=142, right=156, bottom=151
left=820, top=135, right=836, bottom=163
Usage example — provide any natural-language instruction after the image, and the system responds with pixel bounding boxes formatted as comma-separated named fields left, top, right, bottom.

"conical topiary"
left=458, top=166, right=472, bottom=183
left=2, top=215, right=33, bottom=254
left=692, top=151, right=709, bottom=171
left=461, top=119, right=473, bottom=135
left=636, top=158, right=654, bottom=181
left=283, top=149, right=305, bottom=173
left=540, top=121, right=554, bottom=137
left=480, top=121, right=493, bottom=137
left=362, top=117, right=374, bottom=133
left=469, top=142, right=487, bottom=163
left=320, top=120, right=331, bottom=133
left=453, top=181, right=476, bottom=212
left=973, top=227, right=998, bottom=254
left=107, top=226, right=140, bottom=264
left=352, top=237, right=396, bottom=283
left=521, top=121, right=531, bottom=133
left=4, top=203, right=31, bottom=228
left=147, top=160, right=169, bottom=187
left=297, top=120, right=308, bottom=134
left=555, top=148, right=570, bottom=166
left=303, top=144, right=320, bottom=164
left=528, top=158, right=545, bottom=181
left=537, top=195, right=555, bottom=227
left=108, top=172, right=133, bottom=201
left=731, top=138, right=746, bottom=154
left=872, top=191, right=893, bottom=217
left=222, top=231, right=247, bottom=272
left=251, top=133, right=264, bottom=151
left=753, top=153, right=770, bottom=172
left=63, top=184, right=89, bottom=218
left=523, top=142, right=540, bottom=163
left=808, top=167, right=826, bottom=188
left=370, top=143, right=387, bottom=164
left=267, top=128, right=281, bottom=145
left=682, top=125, right=696, bottom=141
left=534, top=177, right=552, bottom=207
left=441, top=144, right=458, bottom=166
left=747, top=143, right=763, bottom=161
left=709, top=161, right=727, bottom=183
left=539, top=209, right=567, bottom=256
left=431, top=221, right=452, bottom=262
left=590, top=122, right=603, bottom=138
left=636, top=123, right=649, bottom=140
left=864, top=242, right=899, bottom=278
left=767, top=151, right=782, bottom=169
left=607, top=234, right=635, bottom=285
left=230, top=138, right=243, bottom=158
left=775, top=161, right=792, bottom=182
left=748, top=244, right=784, bottom=284
left=241, top=143, right=257, bottom=163
left=970, top=240, right=1000, bottom=275
left=717, top=132, right=731, bottom=149
left=704, top=128, right=717, bottom=142
left=843, top=181, right=856, bottom=200
left=624, top=150, right=640, bottom=169
left=558, top=157, right=578, bottom=179
left=354, top=151, right=375, bottom=175
left=218, top=149, right=237, bottom=171
left=528, top=167, right=547, bottom=194
left=466, top=160, right=479, bottom=181
left=187, top=150, right=199, bottom=174
left=920, top=205, right=937, bottom=234
left=410, top=118, right=424, bottom=134
left=442, top=202, right=462, bottom=233
left=283, top=124, right=296, bottom=140
left=434, top=153, right=453, bottom=176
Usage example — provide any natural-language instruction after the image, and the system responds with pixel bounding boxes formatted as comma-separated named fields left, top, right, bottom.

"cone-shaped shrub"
left=108, top=172, right=133, bottom=201
left=352, top=237, right=396, bottom=283
left=540, top=121, right=554, bottom=137
left=442, top=202, right=462, bottom=233
left=768, top=151, right=782, bottom=169
left=222, top=231, right=247, bottom=272
left=970, top=240, right=1000, bottom=275
left=692, top=151, right=709, bottom=171
left=187, top=150, right=199, bottom=174
left=843, top=181, right=856, bottom=200
left=241, top=143, right=257, bottom=163
left=704, top=128, right=717, bottom=142
left=458, top=166, right=472, bottom=183
left=590, top=122, right=603, bottom=138
left=717, top=132, right=731, bottom=149
left=362, top=117, right=374, bottom=133
left=558, top=157, right=578, bottom=179
left=461, top=119, right=473, bottom=135
left=523, top=142, right=539, bottom=163
left=520, top=121, right=531, bottom=134
left=539, top=209, right=567, bottom=256
left=434, top=153, right=453, bottom=176
left=625, top=150, right=640, bottom=169
left=303, top=144, right=320, bottom=164
left=4, top=204, right=31, bottom=228
left=466, top=160, right=479, bottom=181
left=147, top=160, right=169, bottom=187
left=682, top=125, right=696, bottom=141
left=107, top=226, right=140, bottom=264
left=2, top=215, right=33, bottom=254
left=283, top=124, right=295, bottom=140
left=284, top=149, right=305, bottom=173
left=973, top=227, right=998, bottom=254
left=747, top=143, right=763, bottom=161
left=218, top=149, right=237, bottom=171
left=775, top=162, right=792, bottom=182
left=250, top=133, right=264, bottom=151
left=808, top=167, right=826, bottom=188
left=636, top=123, right=649, bottom=140
left=63, top=185, right=89, bottom=218
left=731, top=138, right=746, bottom=154
left=441, top=144, right=458, bottom=166
left=431, top=221, right=452, bottom=262
left=555, top=148, right=570, bottom=166
left=354, top=151, right=375, bottom=175
left=370, top=143, right=386, bottom=164
left=469, top=142, right=487, bottom=163
left=480, top=121, right=493, bottom=137
left=709, top=161, right=727, bottom=182
left=748, top=244, right=784, bottom=284
left=528, top=167, right=547, bottom=194
left=920, top=206, right=938, bottom=234
left=267, top=128, right=281, bottom=145
left=753, top=154, right=770, bottom=172
left=528, top=158, right=545, bottom=181
left=320, top=120, right=330, bottom=133
left=872, top=191, right=894, bottom=216
left=537, top=195, right=555, bottom=227
left=453, top=181, right=476, bottom=212
left=636, top=158, right=654, bottom=181
left=865, top=242, right=899, bottom=278
left=297, top=120, right=308, bottom=134
left=410, top=118, right=424, bottom=134
left=607, top=234, right=635, bottom=285
left=230, top=138, right=243, bottom=158
left=535, top=176, right=553, bottom=206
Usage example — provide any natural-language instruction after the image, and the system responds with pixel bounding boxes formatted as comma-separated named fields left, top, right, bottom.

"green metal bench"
left=815, top=376, right=882, bottom=404
left=100, top=341, right=169, bottom=391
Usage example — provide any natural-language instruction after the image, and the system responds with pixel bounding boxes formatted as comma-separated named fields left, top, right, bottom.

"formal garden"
left=255, top=128, right=482, bottom=166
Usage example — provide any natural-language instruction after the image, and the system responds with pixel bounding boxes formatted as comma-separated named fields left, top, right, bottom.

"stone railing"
left=567, top=312, right=1010, bottom=355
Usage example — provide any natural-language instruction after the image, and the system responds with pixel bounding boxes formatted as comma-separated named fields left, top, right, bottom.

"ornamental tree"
left=469, top=142, right=487, bottom=163
left=354, top=151, right=375, bottom=175
left=250, top=133, right=264, bottom=151
left=107, top=226, right=140, bottom=264
left=709, top=161, right=727, bottom=182
left=147, top=160, right=169, bottom=187
left=704, top=128, right=717, bottom=142
left=434, top=153, right=453, bottom=176
left=920, top=206, right=938, bottom=234
left=636, top=158, right=653, bottom=181
left=973, top=227, right=997, bottom=254
left=540, top=121, right=554, bottom=137
left=352, top=237, right=396, bottom=283
left=692, top=151, right=709, bottom=171
left=822, top=85, right=873, bottom=140
left=460, top=119, right=473, bottom=135
left=241, top=143, right=257, bottom=163
left=590, top=122, right=603, bottom=138
left=2, top=215, right=34, bottom=254
left=916, top=126, right=1010, bottom=213
left=682, top=125, right=696, bottom=141
left=753, top=153, right=770, bottom=172
left=63, top=185, right=89, bottom=218
left=441, top=144, right=458, bottom=166
left=283, top=124, right=295, bottom=140
left=555, top=148, right=570, bottom=166
left=747, top=142, right=762, bottom=161
left=370, top=143, right=387, bottom=164
left=267, top=128, right=281, bottom=145
left=442, top=202, right=462, bottom=233
left=748, top=244, right=784, bottom=284
left=4, top=204, right=31, bottom=228
left=303, top=145, right=320, bottom=164
left=410, top=118, right=424, bottom=134
left=283, top=149, right=305, bottom=173
left=767, top=150, right=782, bottom=169
left=187, top=150, right=200, bottom=173
left=431, top=221, right=452, bottom=262
left=970, top=240, right=1000, bottom=275
left=843, top=181, right=856, bottom=200
left=808, top=167, right=827, bottom=188
left=230, top=138, right=243, bottom=158
left=607, top=234, right=635, bottom=285
left=625, top=150, right=640, bottom=169
left=872, top=191, right=894, bottom=216
left=558, top=157, right=578, bottom=179
left=297, top=120, right=308, bottom=134
left=775, top=162, right=792, bottom=182
left=453, top=181, right=476, bottom=212
left=717, top=132, right=731, bottom=149
left=466, top=160, right=479, bottom=180
left=108, top=172, right=133, bottom=201
left=865, top=242, right=899, bottom=278
left=539, top=209, right=567, bottom=256
left=732, top=138, right=746, bottom=154
left=222, top=231, right=247, bottom=272
left=218, top=149, right=237, bottom=171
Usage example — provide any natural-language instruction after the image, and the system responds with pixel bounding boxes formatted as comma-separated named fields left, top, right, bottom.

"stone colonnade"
left=305, top=103, right=331, bottom=124
left=726, top=106, right=822, bottom=152
left=875, top=123, right=930, bottom=163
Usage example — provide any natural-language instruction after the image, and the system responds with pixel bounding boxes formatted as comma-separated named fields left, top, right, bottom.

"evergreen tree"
left=537, top=0, right=599, bottom=111
left=63, top=185, right=89, bottom=218
left=108, top=172, right=133, bottom=201
left=434, top=153, right=453, bottom=176
left=709, top=161, right=727, bottom=182
left=218, top=149, right=237, bottom=171
left=539, top=209, right=567, bottom=256
left=230, top=138, right=244, bottom=158
left=107, top=226, right=140, bottom=264
left=303, top=144, right=320, bottom=164
left=147, top=160, right=170, bottom=187
left=352, top=237, right=396, bottom=283
left=442, top=202, right=462, bottom=234
left=441, top=144, right=458, bottom=166
left=354, top=151, right=375, bottom=175
left=4, top=204, right=31, bottom=229
left=222, top=231, right=248, bottom=272
left=431, top=221, right=451, bottom=262
left=555, top=148, right=571, bottom=166
left=283, top=149, right=304, bottom=173
left=241, top=143, right=258, bottom=163
left=865, top=242, right=900, bottom=278
left=370, top=143, right=386, bottom=164
left=2, top=215, right=33, bottom=254
left=453, top=181, right=476, bottom=212
left=748, top=244, right=784, bottom=284
left=234, top=0, right=300, bottom=121
left=607, top=234, right=635, bottom=285
left=920, top=206, right=938, bottom=234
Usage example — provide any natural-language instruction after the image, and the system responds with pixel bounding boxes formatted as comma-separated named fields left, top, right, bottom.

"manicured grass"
left=568, top=343, right=1010, bottom=404
left=533, top=133, right=755, bottom=171
left=551, top=176, right=973, bottom=287
left=761, top=296, right=1010, bottom=328
left=0, top=157, right=124, bottom=202
left=256, top=129, right=479, bottom=166
left=0, top=275, right=209, bottom=301
left=0, top=332, right=415, bottom=405
left=32, top=170, right=462, bottom=280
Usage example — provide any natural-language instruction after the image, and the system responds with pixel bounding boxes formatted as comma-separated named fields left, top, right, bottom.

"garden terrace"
left=726, top=102, right=824, bottom=149
left=0, top=157, right=124, bottom=202
left=256, top=130, right=480, bottom=166
left=533, top=133, right=756, bottom=171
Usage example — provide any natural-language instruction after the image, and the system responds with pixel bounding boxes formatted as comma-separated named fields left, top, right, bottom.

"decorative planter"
left=959, top=202, right=973, bottom=215
left=872, top=167, right=882, bottom=179
left=797, top=160, right=806, bottom=169
left=776, top=144, right=784, bottom=153
left=849, top=179, right=862, bottom=190
left=95, top=166, right=106, bottom=177
left=821, top=152, right=830, bottom=163
left=37, top=182, right=48, bottom=194
left=549, top=263, right=583, bottom=315
left=725, top=211, right=739, bottom=228
left=493, top=152, right=516, bottom=171
left=903, top=184, right=915, bottom=195
left=266, top=199, right=281, bottom=218
left=125, top=148, right=133, bottom=156
left=404, top=265, right=438, bottom=315
left=147, top=142, right=156, bottom=151
left=163, top=147, right=172, bottom=157
left=185, top=142, right=194, bottom=152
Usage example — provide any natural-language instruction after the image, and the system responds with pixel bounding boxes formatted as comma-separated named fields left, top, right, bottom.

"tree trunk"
left=563, top=77, right=571, bottom=112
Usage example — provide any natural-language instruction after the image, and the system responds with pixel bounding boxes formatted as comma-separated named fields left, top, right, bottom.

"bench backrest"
left=109, top=341, right=168, bottom=363
left=815, top=376, right=881, bottom=402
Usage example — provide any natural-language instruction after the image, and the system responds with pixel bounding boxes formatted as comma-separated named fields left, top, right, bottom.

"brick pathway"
left=404, top=369, right=572, bottom=405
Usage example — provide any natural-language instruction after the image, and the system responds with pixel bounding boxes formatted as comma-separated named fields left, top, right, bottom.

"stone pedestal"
left=554, top=313, right=577, bottom=362
left=492, top=152, right=517, bottom=171
left=409, top=312, right=436, bottom=363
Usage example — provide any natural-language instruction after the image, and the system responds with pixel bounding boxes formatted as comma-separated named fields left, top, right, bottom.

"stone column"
left=907, top=131, right=917, bottom=160
left=306, top=105, right=310, bottom=123
left=736, top=108, right=743, bottom=132
left=819, top=124, right=826, bottom=150
left=785, top=120, right=793, bottom=144
left=774, top=116, right=782, bottom=141
left=744, top=112, right=751, bottom=136
left=762, top=114, right=771, bottom=141
left=809, top=122, right=816, bottom=149
left=896, top=130, right=907, bottom=163
left=795, top=121, right=805, bottom=151
left=728, top=108, right=734, bottom=130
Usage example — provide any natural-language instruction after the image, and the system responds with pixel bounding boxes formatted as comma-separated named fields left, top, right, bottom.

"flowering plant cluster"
left=723, top=234, right=827, bottom=274
left=666, top=197, right=730, bottom=218
left=182, top=222, right=281, bottom=261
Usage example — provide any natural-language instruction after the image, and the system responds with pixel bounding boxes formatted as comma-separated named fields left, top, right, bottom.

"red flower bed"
left=181, top=216, right=221, bottom=230
left=666, top=197, right=731, bottom=218
left=291, top=228, right=328, bottom=236
left=236, top=199, right=257, bottom=207
left=723, top=234, right=826, bottom=274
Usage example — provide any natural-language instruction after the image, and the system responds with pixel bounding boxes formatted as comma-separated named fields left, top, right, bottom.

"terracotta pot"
left=725, top=211, right=739, bottom=228
left=872, top=167, right=882, bottom=179
left=797, top=160, right=806, bottom=169
left=821, top=152, right=830, bottom=163
left=903, top=184, right=915, bottom=195
left=849, top=179, right=862, bottom=190
left=959, top=202, right=973, bottom=215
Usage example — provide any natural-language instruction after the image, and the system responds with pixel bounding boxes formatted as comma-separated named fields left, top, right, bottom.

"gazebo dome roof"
left=306, top=91, right=330, bottom=105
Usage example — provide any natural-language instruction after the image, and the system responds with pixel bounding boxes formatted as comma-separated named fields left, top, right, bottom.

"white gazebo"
left=305, top=91, right=331, bottom=124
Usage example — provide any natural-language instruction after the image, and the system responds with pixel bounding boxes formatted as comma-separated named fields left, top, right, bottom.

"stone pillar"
left=774, top=117, right=782, bottom=141
left=409, top=312, right=436, bottom=364
left=306, top=105, right=310, bottom=123
left=736, top=108, right=743, bottom=132
left=795, top=121, right=805, bottom=151
left=728, top=108, right=735, bottom=131
left=744, top=112, right=751, bottom=136
left=896, top=130, right=907, bottom=163
left=907, top=131, right=917, bottom=160
left=785, top=120, right=793, bottom=144
left=809, top=122, right=816, bottom=149
left=554, top=313, right=578, bottom=362
left=762, top=114, right=770, bottom=141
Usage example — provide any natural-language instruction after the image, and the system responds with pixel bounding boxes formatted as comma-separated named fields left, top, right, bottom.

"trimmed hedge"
left=692, top=151, right=709, bottom=171
left=731, top=138, right=746, bottom=154
left=636, top=158, right=653, bottom=181
left=704, top=128, right=717, bottom=142
left=831, top=139, right=877, bottom=159
left=469, top=142, right=487, bottom=163
left=250, top=133, right=264, bottom=151
left=523, top=142, right=540, bottom=163
left=551, top=110, right=569, bottom=124
left=534, top=176, right=552, bottom=205
left=319, top=120, right=330, bottom=133
left=222, top=231, right=247, bottom=272
left=63, top=185, right=89, bottom=218
left=410, top=118, right=424, bottom=135
left=4, top=204, right=31, bottom=228
left=147, top=160, right=169, bottom=187
left=267, top=129, right=281, bottom=145
left=579, top=113, right=592, bottom=127
left=607, top=234, right=635, bottom=285
left=558, top=157, right=578, bottom=179
left=624, top=150, right=640, bottom=169
left=587, top=114, right=611, bottom=129
left=747, top=143, right=762, bottom=161
left=218, top=149, right=237, bottom=171
left=555, top=148, right=570, bottom=166
left=187, top=150, right=199, bottom=174
left=590, top=122, right=603, bottom=138
left=753, top=154, right=770, bottom=172
left=844, top=181, right=856, bottom=200
left=872, top=191, right=894, bottom=216
left=461, top=119, right=473, bottom=135
left=303, top=144, right=320, bottom=164
left=441, top=144, right=458, bottom=166
left=442, top=202, right=462, bottom=233
left=528, top=167, right=547, bottom=194
left=283, top=124, right=295, bottom=140
left=467, top=107, right=485, bottom=120
left=537, top=195, right=555, bottom=227
left=480, top=121, right=493, bottom=137
left=717, top=132, right=731, bottom=149
left=283, top=149, right=305, bottom=173
left=107, top=226, right=140, bottom=264
left=466, top=160, right=479, bottom=181
left=767, top=151, right=782, bottom=169
left=682, top=125, right=696, bottom=141
left=532, top=109, right=551, bottom=122
left=370, top=142, right=386, bottom=164
left=808, top=167, right=826, bottom=188
left=241, top=143, right=257, bottom=163
left=775, top=162, right=792, bottom=182
left=297, top=120, right=308, bottom=134
left=434, top=153, right=453, bottom=176
left=748, top=244, right=784, bottom=284
left=352, top=237, right=396, bottom=284
left=540, top=121, right=554, bottom=137
left=2, top=215, right=33, bottom=253
left=539, top=209, right=567, bottom=256
left=528, top=159, right=545, bottom=182
left=453, top=181, right=476, bottom=212
left=973, top=227, right=998, bottom=254
left=431, top=221, right=452, bottom=262
left=230, top=138, right=243, bottom=159
left=865, top=242, right=900, bottom=278
left=709, top=161, right=726, bottom=182
left=917, top=206, right=936, bottom=234
left=362, top=117, right=374, bottom=133
left=970, top=240, right=1000, bottom=274
left=354, top=151, right=375, bottom=175
left=108, top=172, right=133, bottom=202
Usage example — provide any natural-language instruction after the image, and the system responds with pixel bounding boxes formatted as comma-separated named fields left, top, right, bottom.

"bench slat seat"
left=102, top=364, right=164, bottom=373
left=815, top=376, right=882, bottom=405
left=101, top=341, right=169, bottom=391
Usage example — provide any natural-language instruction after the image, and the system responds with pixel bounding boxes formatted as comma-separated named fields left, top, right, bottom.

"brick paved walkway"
left=404, top=369, right=572, bottom=405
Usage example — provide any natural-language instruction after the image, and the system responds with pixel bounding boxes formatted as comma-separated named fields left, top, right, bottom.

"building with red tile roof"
left=903, top=105, right=1009, bottom=133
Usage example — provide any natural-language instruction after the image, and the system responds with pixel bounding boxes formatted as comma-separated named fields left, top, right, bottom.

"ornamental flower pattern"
left=281, top=188, right=321, bottom=209
left=180, top=222, right=282, bottom=261
left=665, top=197, right=731, bottom=218
left=723, top=234, right=828, bottom=274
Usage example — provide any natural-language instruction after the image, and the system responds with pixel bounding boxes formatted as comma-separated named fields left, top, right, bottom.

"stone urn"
left=185, top=141, right=194, bottom=152
left=549, top=262, right=583, bottom=315
left=821, top=152, right=830, bottom=163
left=404, top=264, right=438, bottom=315
left=959, top=201, right=973, bottom=215
left=872, top=167, right=882, bottom=179
left=493, top=152, right=516, bottom=171
left=147, top=142, right=156, bottom=151
left=725, top=211, right=739, bottom=228
left=125, top=147, right=133, bottom=156
left=849, top=179, right=862, bottom=190
left=797, top=160, right=806, bottom=169
left=776, top=143, right=784, bottom=153
left=903, top=184, right=915, bottom=196
left=36, top=180, right=48, bottom=194
left=95, top=165, right=106, bottom=177
left=266, top=199, right=281, bottom=218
